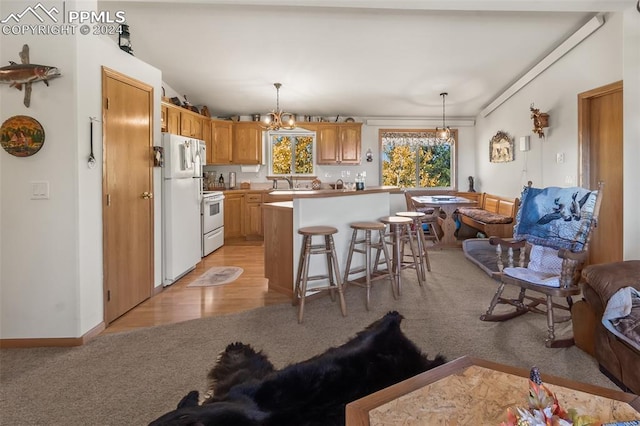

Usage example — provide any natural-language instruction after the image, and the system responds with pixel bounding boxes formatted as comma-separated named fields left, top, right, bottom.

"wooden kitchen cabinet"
left=224, top=192, right=244, bottom=241
left=210, top=120, right=233, bottom=164
left=339, top=124, right=362, bottom=163
left=202, top=118, right=212, bottom=162
left=314, top=122, right=362, bottom=165
left=245, top=192, right=263, bottom=239
left=161, top=105, right=168, bottom=132
left=180, top=111, right=203, bottom=139
left=233, top=122, right=262, bottom=164
left=166, top=104, right=180, bottom=135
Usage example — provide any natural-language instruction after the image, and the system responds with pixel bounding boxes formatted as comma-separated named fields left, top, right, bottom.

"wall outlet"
left=556, top=152, right=565, bottom=163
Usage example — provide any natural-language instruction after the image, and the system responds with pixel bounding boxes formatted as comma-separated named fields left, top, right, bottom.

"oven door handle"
left=204, top=196, right=224, bottom=204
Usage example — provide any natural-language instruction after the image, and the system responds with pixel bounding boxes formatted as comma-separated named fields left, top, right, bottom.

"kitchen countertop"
left=263, top=201, right=293, bottom=209
left=225, top=186, right=398, bottom=197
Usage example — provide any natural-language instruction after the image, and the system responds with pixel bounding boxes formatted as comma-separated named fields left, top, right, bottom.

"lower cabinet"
left=245, top=192, right=263, bottom=239
left=224, top=193, right=244, bottom=241
left=224, top=191, right=265, bottom=242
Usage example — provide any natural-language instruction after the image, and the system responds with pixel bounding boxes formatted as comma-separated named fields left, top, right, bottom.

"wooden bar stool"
left=417, top=206, right=442, bottom=244
left=396, top=211, right=431, bottom=280
left=343, top=221, right=397, bottom=310
left=377, top=216, right=424, bottom=295
left=294, top=226, right=347, bottom=324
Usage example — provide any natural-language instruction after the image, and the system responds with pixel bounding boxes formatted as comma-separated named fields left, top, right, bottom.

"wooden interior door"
left=102, top=67, right=154, bottom=323
left=578, top=81, right=623, bottom=265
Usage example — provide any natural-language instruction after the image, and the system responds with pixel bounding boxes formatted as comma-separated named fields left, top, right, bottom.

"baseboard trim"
left=0, top=321, right=106, bottom=348
left=598, top=364, right=633, bottom=393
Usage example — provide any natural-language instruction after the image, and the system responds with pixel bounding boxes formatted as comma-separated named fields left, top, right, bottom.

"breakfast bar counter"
left=263, top=187, right=397, bottom=297
left=267, top=186, right=398, bottom=198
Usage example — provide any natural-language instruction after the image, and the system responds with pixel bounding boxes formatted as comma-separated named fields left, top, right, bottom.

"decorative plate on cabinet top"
left=344, top=117, right=355, bottom=122
left=1, top=115, right=45, bottom=157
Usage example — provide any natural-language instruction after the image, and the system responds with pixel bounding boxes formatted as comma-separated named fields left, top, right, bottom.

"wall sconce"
left=530, top=103, right=549, bottom=138
left=119, top=24, right=133, bottom=55
left=365, top=148, right=373, bottom=162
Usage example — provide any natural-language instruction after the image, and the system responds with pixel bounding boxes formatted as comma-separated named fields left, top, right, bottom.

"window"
left=380, top=129, right=456, bottom=189
left=268, top=130, right=315, bottom=176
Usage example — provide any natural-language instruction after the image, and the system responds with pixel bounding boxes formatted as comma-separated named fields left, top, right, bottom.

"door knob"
left=141, top=191, right=153, bottom=199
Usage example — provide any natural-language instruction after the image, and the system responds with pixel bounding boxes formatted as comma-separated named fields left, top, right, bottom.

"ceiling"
left=100, top=0, right=627, bottom=119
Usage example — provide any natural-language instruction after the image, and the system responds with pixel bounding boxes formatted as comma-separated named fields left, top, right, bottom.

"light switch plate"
left=31, top=181, right=49, bottom=199
left=519, top=136, right=530, bottom=151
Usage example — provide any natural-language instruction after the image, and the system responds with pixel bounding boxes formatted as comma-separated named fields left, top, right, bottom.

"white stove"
left=202, top=191, right=225, bottom=257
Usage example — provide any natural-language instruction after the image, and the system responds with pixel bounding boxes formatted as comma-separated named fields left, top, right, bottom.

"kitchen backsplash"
left=203, top=163, right=376, bottom=190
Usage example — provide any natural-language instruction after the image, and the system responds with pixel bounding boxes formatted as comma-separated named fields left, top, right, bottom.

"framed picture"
left=153, top=146, right=164, bottom=167
left=0, top=115, right=45, bottom=157
left=490, top=131, right=514, bottom=163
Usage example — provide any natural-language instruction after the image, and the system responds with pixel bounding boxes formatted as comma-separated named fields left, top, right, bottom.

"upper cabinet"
left=161, top=104, right=168, bottom=133
left=162, top=101, right=205, bottom=139
left=202, top=118, right=212, bottom=163
left=233, top=122, right=262, bottom=165
left=306, top=122, right=362, bottom=165
left=210, top=120, right=233, bottom=164
left=162, top=101, right=360, bottom=166
left=180, top=111, right=203, bottom=139
left=166, top=104, right=181, bottom=135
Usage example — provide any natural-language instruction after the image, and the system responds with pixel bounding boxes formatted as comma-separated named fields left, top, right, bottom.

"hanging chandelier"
left=262, top=83, right=295, bottom=131
left=435, top=92, right=454, bottom=143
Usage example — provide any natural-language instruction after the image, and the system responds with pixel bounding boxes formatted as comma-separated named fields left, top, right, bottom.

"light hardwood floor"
left=102, top=242, right=290, bottom=335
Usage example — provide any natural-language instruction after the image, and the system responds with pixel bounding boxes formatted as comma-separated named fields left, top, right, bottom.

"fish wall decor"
left=0, top=44, right=61, bottom=107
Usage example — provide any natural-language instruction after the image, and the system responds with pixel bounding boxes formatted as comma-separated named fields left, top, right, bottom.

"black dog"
left=149, top=311, right=446, bottom=426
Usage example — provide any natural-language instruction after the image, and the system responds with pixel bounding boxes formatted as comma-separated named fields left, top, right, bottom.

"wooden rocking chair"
left=479, top=182, right=603, bottom=348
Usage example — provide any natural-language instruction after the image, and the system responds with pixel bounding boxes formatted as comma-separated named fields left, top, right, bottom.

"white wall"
left=1, top=16, right=80, bottom=338
left=0, top=1, right=162, bottom=339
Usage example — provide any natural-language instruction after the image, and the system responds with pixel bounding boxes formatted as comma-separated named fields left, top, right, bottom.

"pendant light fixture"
left=263, top=83, right=295, bottom=131
left=435, top=92, right=454, bottom=143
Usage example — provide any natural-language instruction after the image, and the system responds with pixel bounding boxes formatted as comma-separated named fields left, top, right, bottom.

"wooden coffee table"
left=346, top=356, right=640, bottom=425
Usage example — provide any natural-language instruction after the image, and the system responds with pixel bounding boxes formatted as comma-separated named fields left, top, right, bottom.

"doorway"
left=578, top=81, right=623, bottom=265
left=102, top=67, right=154, bottom=323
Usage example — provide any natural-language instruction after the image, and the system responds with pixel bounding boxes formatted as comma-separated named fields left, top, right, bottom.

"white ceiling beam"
left=480, top=14, right=605, bottom=118
left=365, top=118, right=476, bottom=127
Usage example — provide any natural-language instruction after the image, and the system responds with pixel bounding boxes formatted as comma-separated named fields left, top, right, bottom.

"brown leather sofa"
left=573, top=260, right=640, bottom=395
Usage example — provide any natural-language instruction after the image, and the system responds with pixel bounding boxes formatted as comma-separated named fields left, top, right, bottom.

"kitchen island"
left=263, top=187, right=397, bottom=297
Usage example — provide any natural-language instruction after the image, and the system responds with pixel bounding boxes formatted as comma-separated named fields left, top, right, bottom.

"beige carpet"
left=0, top=250, right=618, bottom=425
left=186, top=266, right=244, bottom=287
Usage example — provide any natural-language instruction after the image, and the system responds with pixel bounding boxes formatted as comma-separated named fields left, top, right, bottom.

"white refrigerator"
left=162, top=132, right=204, bottom=286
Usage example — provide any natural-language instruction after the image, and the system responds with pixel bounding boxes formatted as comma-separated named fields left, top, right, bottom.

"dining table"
left=411, top=195, right=477, bottom=248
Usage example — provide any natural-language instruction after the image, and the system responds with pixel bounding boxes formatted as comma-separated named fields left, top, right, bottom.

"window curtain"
left=380, top=131, right=454, bottom=146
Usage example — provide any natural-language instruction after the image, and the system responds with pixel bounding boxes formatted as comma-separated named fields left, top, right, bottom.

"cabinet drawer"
left=246, top=194, right=262, bottom=203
